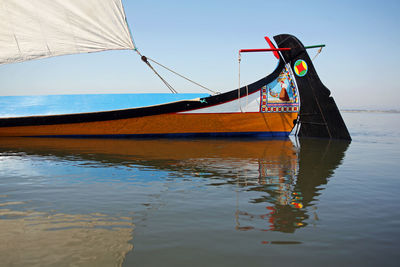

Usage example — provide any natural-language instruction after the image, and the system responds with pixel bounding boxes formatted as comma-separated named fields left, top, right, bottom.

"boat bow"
left=274, top=34, right=351, bottom=140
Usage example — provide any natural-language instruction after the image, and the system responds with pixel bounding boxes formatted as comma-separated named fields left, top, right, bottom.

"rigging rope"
left=145, top=57, right=218, bottom=95
left=312, top=47, right=323, bottom=61
left=133, top=49, right=218, bottom=95
left=238, top=53, right=242, bottom=112
left=237, top=52, right=250, bottom=113
left=245, top=85, right=249, bottom=112
left=238, top=52, right=247, bottom=112
left=141, top=55, right=178, bottom=94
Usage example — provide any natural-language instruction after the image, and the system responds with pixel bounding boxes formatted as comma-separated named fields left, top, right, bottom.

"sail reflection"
left=0, top=137, right=349, bottom=238
left=0, top=205, right=133, bottom=267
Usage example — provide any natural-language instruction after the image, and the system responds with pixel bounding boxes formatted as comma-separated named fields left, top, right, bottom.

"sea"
left=0, top=95, right=399, bottom=266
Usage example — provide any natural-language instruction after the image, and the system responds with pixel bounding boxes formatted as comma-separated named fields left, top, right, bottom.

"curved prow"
left=274, top=34, right=351, bottom=140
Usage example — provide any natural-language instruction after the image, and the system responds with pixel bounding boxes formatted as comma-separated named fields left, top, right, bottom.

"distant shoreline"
left=341, top=109, right=400, bottom=114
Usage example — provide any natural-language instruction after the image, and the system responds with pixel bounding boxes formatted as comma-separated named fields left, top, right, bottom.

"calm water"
left=0, top=112, right=399, bottom=266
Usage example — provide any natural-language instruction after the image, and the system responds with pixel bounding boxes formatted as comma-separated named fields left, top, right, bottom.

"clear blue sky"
left=0, top=0, right=399, bottom=110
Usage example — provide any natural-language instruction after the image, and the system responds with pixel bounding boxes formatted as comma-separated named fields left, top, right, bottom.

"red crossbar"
left=239, top=48, right=290, bottom=53
left=264, top=36, right=280, bottom=59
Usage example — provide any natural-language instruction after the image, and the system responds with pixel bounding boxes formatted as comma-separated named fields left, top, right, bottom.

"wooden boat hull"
left=0, top=55, right=299, bottom=138
left=0, top=112, right=297, bottom=138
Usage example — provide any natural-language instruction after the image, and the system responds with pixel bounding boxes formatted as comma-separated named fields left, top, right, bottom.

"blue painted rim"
left=27, top=131, right=291, bottom=139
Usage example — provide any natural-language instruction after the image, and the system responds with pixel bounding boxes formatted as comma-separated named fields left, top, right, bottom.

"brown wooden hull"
left=0, top=112, right=298, bottom=137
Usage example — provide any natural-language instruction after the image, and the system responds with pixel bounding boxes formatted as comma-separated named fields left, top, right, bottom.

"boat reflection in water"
left=231, top=138, right=350, bottom=234
left=0, top=137, right=349, bottom=264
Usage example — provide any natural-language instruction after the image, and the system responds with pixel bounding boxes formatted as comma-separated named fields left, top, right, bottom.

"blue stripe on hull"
left=0, top=93, right=209, bottom=118
left=28, top=131, right=291, bottom=139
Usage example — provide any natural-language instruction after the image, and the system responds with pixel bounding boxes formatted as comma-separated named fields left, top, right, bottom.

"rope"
left=141, top=55, right=178, bottom=94
left=133, top=49, right=216, bottom=94
left=307, top=47, right=331, bottom=137
left=145, top=56, right=218, bottom=95
left=238, top=53, right=242, bottom=112
left=246, top=85, right=249, bottom=113
left=312, top=47, right=323, bottom=61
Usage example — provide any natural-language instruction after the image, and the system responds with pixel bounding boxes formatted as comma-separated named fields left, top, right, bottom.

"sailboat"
left=0, top=0, right=351, bottom=140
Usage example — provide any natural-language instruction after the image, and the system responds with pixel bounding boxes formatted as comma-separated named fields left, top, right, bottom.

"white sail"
left=0, top=0, right=135, bottom=65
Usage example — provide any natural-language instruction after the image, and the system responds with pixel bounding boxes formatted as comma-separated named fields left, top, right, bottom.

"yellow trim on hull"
left=0, top=112, right=298, bottom=137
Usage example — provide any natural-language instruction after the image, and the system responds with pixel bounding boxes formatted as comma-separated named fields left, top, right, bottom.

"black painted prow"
left=274, top=34, right=351, bottom=140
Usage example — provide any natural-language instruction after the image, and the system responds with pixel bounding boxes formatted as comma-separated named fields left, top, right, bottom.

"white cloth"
left=0, top=0, right=135, bottom=65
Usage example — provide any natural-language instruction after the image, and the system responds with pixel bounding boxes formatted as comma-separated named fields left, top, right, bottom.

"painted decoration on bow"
left=260, top=66, right=299, bottom=113
left=294, top=59, right=308, bottom=77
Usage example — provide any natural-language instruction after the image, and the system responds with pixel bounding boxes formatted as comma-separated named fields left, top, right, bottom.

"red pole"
left=239, top=48, right=290, bottom=53
left=264, top=36, right=280, bottom=59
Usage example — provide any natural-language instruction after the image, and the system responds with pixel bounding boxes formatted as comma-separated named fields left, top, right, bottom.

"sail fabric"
left=0, top=0, right=135, bottom=65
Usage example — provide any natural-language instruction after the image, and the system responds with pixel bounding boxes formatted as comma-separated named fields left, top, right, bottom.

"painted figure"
left=278, top=79, right=290, bottom=101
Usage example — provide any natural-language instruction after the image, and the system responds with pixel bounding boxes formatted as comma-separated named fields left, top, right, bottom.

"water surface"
left=0, top=112, right=399, bottom=266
